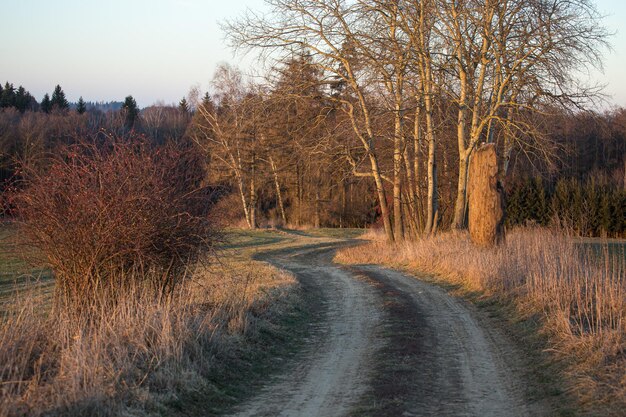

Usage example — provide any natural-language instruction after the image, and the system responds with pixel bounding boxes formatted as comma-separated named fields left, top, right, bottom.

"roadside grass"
left=0, top=226, right=311, bottom=417
left=335, top=227, right=626, bottom=417
left=0, top=224, right=53, bottom=309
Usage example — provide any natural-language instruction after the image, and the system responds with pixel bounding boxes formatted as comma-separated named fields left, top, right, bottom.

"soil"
left=225, top=239, right=551, bottom=417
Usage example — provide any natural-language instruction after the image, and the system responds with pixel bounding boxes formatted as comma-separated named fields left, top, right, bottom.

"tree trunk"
left=369, top=153, right=394, bottom=242
left=340, top=179, right=347, bottom=228
left=500, top=130, right=514, bottom=183
left=314, top=187, right=321, bottom=228
left=403, top=145, right=417, bottom=237
left=499, top=107, right=516, bottom=183
left=295, top=162, right=302, bottom=226
left=452, top=69, right=469, bottom=230
left=393, top=105, right=405, bottom=241
left=468, top=144, right=505, bottom=247
left=413, top=104, right=423, bottom=232
left=452, top=149, right=470, bottom=230
left=423, top=87, right=438, bottom=236
left=249, top=153, right=257, bottom=229
left=269, top=156, right=287, bottom=224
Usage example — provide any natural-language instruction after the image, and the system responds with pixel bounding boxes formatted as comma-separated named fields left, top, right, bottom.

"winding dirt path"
left=225, top=240, right=549, bottom=417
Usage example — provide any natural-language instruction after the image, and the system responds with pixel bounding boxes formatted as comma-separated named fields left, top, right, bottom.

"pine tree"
left=122, top=95, right=139, bottom=129
left=614, top=190, right=626, bottom=236
left=552, top=178, right=574, bottom=230
left=14, top=86, right=29, bottom=113
left=200, top=92, right=213, bottom=112
left=76, top=96, right=87, bottom=114
left=41, top=93, right=52, bottom=113
left=532, top=177, right=549, bottom=225
left=598, top=189, right=612, bottom=236
left=50, top=84, right=69, bottom=110
left=0, top=82, right=15, bottom=108
left=179, top=97, right=189, bottom=114
left=505, top=181, right=523, bottom=226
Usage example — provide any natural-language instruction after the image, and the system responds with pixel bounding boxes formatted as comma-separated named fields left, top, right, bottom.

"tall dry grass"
left=336, top=227, right=626, bottom=415
left=0, top=259, right=297, bottom=417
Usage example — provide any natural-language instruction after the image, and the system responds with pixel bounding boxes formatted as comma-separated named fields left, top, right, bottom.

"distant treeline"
left=0, top=82, right=39, bottom=112
left=1, top=81, right=123, bottom=114
left=0, top=70, right=625, bottom=237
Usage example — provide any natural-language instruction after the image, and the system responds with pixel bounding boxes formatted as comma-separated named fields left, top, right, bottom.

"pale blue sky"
left=0, top=0, right=624, bottom=108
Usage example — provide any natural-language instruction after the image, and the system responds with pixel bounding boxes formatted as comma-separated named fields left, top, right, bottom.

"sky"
left=0, top=0, right=625, bottom=108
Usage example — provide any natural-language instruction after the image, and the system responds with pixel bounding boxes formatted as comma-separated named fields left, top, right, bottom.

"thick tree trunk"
left=468, top=144, right=505, bottom=247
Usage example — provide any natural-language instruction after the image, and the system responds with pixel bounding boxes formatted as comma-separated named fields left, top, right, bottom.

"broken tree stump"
left=468, top=143, right=505, bottom=247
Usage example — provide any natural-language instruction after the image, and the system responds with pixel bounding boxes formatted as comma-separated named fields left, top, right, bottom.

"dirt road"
left=226, top=240, right=549, bottom=417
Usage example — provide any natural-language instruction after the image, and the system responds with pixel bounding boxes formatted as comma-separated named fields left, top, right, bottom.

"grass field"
left=0, top=224, right=53, bottom=308
left=0, top=225, right=328, bottom=417
left=336, top=227, right=626, bottom=416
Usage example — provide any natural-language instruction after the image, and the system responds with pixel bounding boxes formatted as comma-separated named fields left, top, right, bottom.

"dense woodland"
left=1, top=1, right=625, bottom=239
left=6, top=0, right=623, bottom=239
left=0, top=67, right=624, bottom=237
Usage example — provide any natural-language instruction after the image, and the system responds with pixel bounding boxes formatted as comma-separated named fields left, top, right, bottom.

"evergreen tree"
left=531, top=177, right=549, bottom=225
left=76, top=96, right=87, bottom=114
left=179, top=97, right=189, bottom=114
left=50, top=84, right=69, bottom=110
left=614, top=190, right=626, bottom=236
left=0, top=82, right=15, bottom=108
left=14, top=86, right=29, bottom=113
left=200, top=92, right=213, bottom=112
left=122, top=95, right=139, bottom=129
left=41, top=93, right=52, bottom=113
left=505, top=182, right=523, bottom=226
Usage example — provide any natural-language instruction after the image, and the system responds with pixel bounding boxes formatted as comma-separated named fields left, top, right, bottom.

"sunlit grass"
left=0, top=227, right=302, bottom=417
left=336, top=227, right=626, bottom=415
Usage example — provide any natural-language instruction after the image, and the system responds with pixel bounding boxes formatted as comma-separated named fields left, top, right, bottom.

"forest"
left=1, top=67, right=624, bottom=237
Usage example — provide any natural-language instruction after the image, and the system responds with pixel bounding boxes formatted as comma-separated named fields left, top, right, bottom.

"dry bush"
left=7, top=135, right=216, bottom=315
left=0, top=258, right=297, bottom=417
left=336, top=227, right=626, bottom=414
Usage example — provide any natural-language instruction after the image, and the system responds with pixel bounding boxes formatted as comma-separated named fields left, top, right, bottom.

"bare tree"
left=225, top=0, right=397, bottom=240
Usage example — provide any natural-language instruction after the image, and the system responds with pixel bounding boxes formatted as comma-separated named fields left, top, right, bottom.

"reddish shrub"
left=9, top=135, right=217, bottom=315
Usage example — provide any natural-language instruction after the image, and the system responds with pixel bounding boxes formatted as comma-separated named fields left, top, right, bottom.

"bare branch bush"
left=7, top=134, right=217, bottom=316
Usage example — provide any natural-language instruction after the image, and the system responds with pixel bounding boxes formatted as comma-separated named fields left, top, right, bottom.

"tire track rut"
left=225, top=240, right=549, bottom=417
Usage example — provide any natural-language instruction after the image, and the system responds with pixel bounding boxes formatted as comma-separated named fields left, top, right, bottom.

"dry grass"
left=336, top=227, right=626, bottom=416
left=0, top=252, right=297, bottom=417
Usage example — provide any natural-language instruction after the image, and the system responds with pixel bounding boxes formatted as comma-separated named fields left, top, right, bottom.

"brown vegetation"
left=7, top=136, right=215, bottom=315
left=0, top=252, right=297, bottom=417
left=336, top=228, right=626, bottom=415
